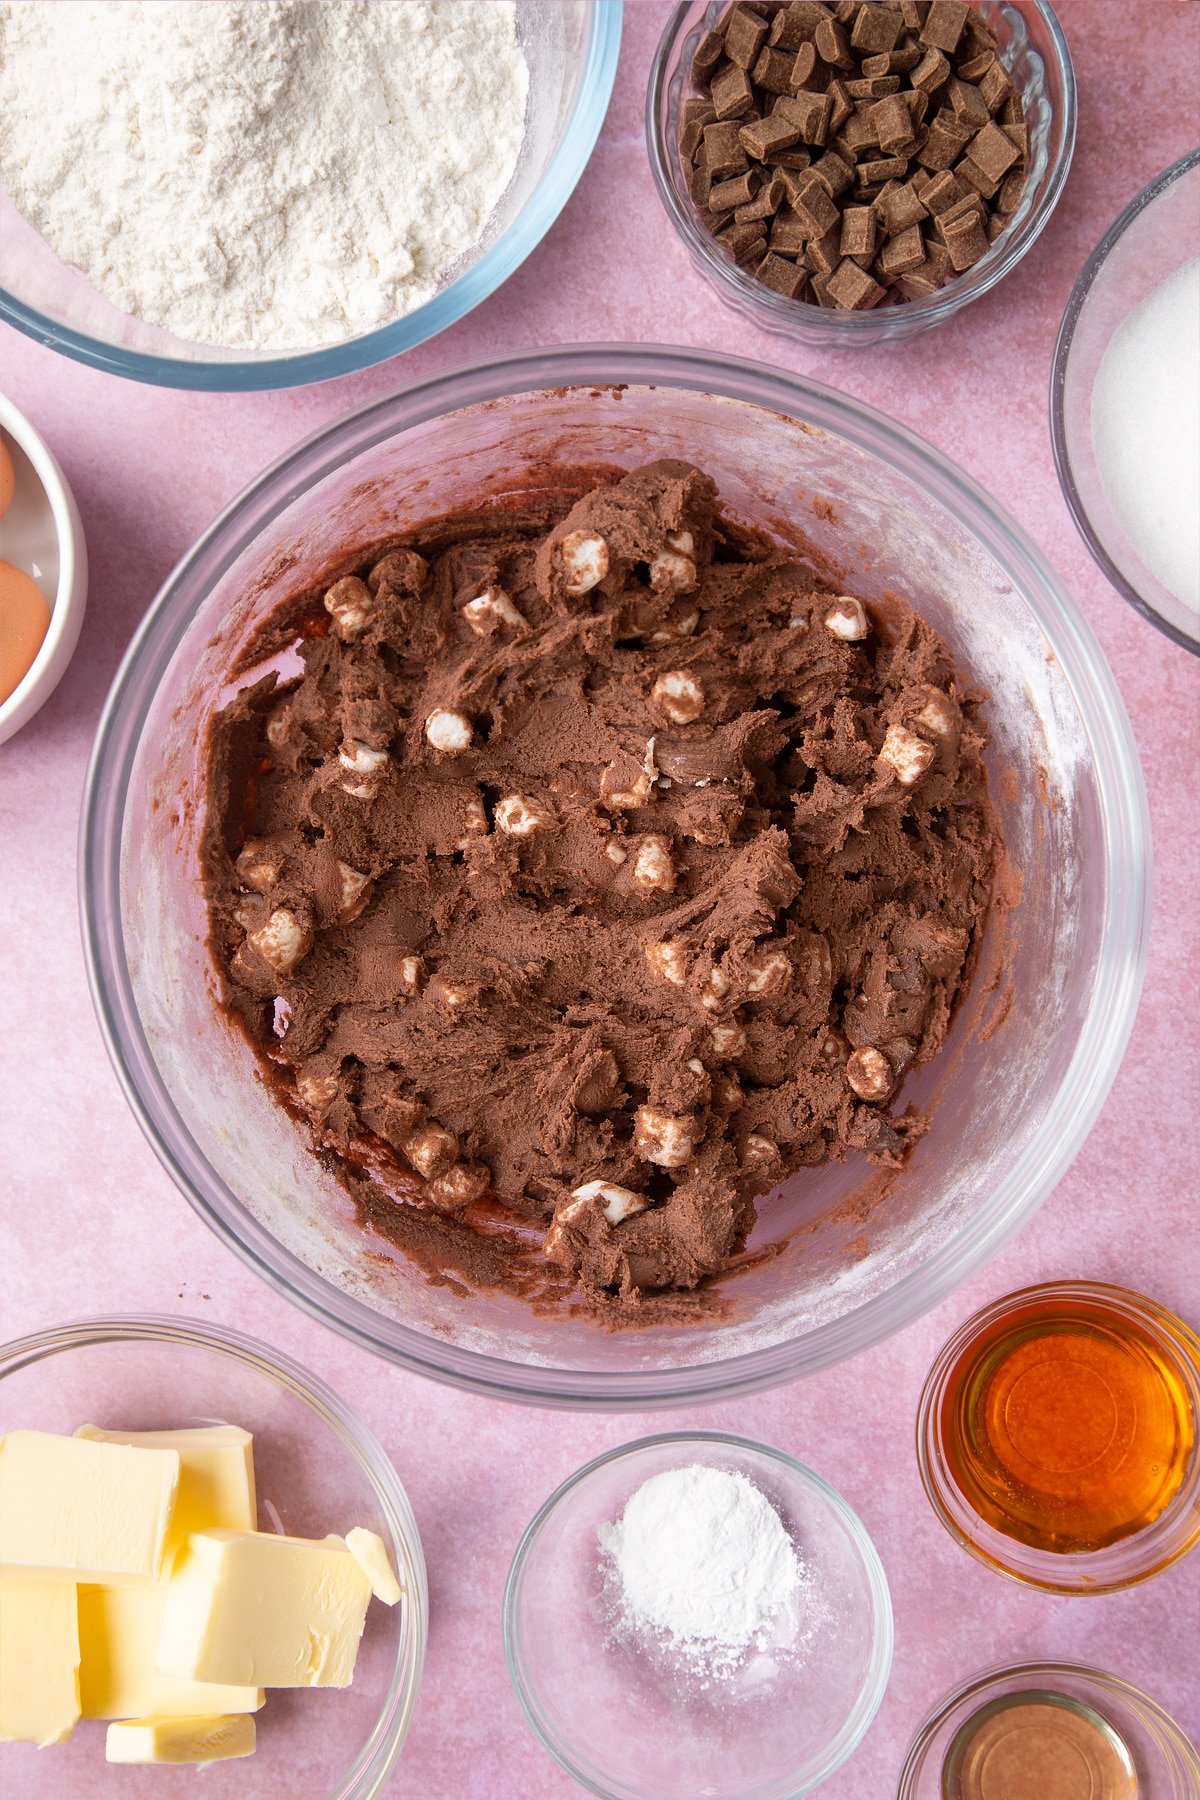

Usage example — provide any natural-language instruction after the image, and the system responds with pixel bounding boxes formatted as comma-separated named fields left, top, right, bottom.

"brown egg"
left=0, top=561, right=51, bottom=703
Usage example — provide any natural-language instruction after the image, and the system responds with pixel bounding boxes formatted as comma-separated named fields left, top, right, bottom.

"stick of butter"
left=74, top=1426, right=262, bottom=1722
left=157, top=1530, right=372, bottom=1689
left=106, top=1712, right=256, bottom=1765
left=0, top=1578, right=81, bottom=1746
left=0, top=1430, right=180, bottom=1584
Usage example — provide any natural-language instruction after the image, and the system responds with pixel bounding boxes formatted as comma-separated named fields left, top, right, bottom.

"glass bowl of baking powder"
left=504, top=1431, right=892, bottom=1798
left=0, top=3, right=622, bottom=391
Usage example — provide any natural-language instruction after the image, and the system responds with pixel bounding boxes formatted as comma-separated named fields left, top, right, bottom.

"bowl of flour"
left=0, top=0, right=622, bottom=390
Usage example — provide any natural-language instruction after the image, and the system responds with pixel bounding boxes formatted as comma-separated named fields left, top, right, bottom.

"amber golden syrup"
left=940, top=1292, right=1195, bottom=1553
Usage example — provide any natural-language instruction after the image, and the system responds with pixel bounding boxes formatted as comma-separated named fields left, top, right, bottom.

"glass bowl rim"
left=0, top=1311, right=427, bottom=1800
left=502, top=1428, right=894, bottom=1800
left=79, top=341, right=1151, bottom=1410
left=915, top=1279, right=1200, bottom=1595
left=1049, top=145, right=1200, bottom=656
left=0, top=2, right=624, bottom=392
left=897, top=1657, right=1200, bottom=1796
left=645, top=0, right=1077, bottom=341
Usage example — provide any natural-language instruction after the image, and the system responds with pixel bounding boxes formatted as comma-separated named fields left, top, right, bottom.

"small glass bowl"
left=0, top=1316, right=427, bottom=1799
left=647, top=0, right=1075, bottom=348
left=503, top=1432, right=892, bottom=1799
left=898, top=1661, right=1200, bottom=1799
left=1051, top=148, right=1200, bottom=655
left=916, top=1281, right=1200, bottom=1595
left=0, top=3, right=622, bottom=390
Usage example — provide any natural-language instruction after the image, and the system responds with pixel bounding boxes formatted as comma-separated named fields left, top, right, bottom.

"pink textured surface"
left=1, top=2, right=1198, bottom=1793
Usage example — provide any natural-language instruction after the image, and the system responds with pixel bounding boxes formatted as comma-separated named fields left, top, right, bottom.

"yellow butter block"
left=345, top=1526, right=402, bottom=1605
left=75, top=1424, right=257, bottom=1556
left=106, top=1712, right=256, bottom=1765
left=0, top=1430, right=179, bottom=1584
left=0, top=1578, right=81, bottom=1746
left=75, top=1425, right=261, bottom=1722
left=158, top=1530, right=372, bottom=1689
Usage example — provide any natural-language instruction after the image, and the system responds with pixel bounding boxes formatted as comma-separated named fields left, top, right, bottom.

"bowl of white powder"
left=1051, top=147, right=1200, bottom=656
left=0, top=1, right=622, bottom=390
left=504, top=1432, right=892, bottom=1797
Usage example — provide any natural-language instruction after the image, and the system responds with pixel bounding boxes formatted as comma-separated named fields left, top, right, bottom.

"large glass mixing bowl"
left=0, top=3, right=622, bottom=390
left=81, top=346, right=1149, bottom=1407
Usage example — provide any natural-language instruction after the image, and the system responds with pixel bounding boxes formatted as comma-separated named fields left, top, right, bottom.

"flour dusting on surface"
left=0, top=1, right=529, bottom=349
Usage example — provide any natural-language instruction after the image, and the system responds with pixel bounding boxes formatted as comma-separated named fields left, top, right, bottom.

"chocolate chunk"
left=790, top=170, right=842, bottom=233
left=979, top=58, right=1012, bottom=111
left=691, top=29, right=726, bottom=85
left=917, top=112, right=973, bottom=169
left=920, top=1, right=969, bottom=53
left=710, top=168, right=763, bottom=210
left=846, top=74, right=903, bottom=98
left=872, top=91, right=917, bottom=151
left=942, top=207, right=989, bottom=268
left=777, top=87, right=834, bottom=144
left=943, top=74, right=990, bottom=127
left=969, top=117, right=1021, bottom=181
left=814, top=15, right=855, bottom=69
left=712, top=61, right=757, bottom=119
left=723, top=3, right=771, bottom=69
left=757, top=250, right=809, bottom=296
left=875, top=176, right=927, bottom=232
left=810, top=148, right=855, bottom=195
left=840, top=203, right=878, bottom=257
left=911, top=45, right=950, bottom=91
left=740, top=112, right=803, bottom=159
left=827, top=255, right=885, bottom=306
left=700, top=120, right=750, bottom=178
left=850, top=4, right=903, bottom=53
left=754, top=44, right=800, bottom=92
left=877, top=220, right=925, bottom=275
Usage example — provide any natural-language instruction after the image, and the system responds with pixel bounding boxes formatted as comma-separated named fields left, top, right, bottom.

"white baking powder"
left=598, top=1464, right=806, bottom=1682
left=1091, top=254, right=1200, bottom=613
left=0, top=0, right=528, bottom=350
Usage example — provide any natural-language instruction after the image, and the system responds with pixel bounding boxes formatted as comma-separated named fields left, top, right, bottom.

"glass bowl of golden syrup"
left=916, top=1282, right=1200, bottom=1593
left=898, top=1661, right=1200, bottom=1800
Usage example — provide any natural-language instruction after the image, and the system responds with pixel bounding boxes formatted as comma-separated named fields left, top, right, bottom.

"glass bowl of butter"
left=0, top=1315, right=426, bottom=1797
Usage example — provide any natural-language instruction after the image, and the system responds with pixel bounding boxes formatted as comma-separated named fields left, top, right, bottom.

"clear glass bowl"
left=80, top=345, right=1149, bottom=1408
left=647, top=0, right=1075, bottom=348
left=503, top=1432, right=892, bottom=1799
left=0, top=3, right=621, bottom=391
left=898, top=1661, right=1200, bottom=1799
left=0, top=1316, right=426, bottom=1797
left=916, top=1282, right=1200, bottom=1595
left=1051, top=148, right=1200, bottom=655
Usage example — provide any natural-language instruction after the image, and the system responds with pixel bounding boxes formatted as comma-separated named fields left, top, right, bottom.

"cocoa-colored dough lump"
left=203, top=462, right=998, bottom=1311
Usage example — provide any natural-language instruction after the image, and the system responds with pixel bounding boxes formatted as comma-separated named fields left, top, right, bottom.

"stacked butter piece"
left=0, top=1426, right=400, bottom=1766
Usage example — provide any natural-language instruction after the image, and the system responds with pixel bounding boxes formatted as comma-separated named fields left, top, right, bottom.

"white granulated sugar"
left=0, top=0, right=528, bottom=350
left=598, top=1464, right=808, bottom=1684
left=1091, top=255, right=1200, bottom=613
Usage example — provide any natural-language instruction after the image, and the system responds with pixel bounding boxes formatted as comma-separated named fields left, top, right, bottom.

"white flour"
left=598, top=1464, right=807, bottom=1684
left=0, top=0, right=528, bottom=350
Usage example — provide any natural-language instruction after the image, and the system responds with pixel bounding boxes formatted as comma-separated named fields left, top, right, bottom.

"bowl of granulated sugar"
left=0, top=1, right=621, bottom=391
left=504, top=1432, right=892, bottom=1800
left=1052, top=148, right=1200, bottom=656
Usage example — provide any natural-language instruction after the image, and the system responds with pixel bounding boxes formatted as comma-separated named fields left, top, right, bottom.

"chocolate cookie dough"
left=203, top=461, right=998, bottom=1314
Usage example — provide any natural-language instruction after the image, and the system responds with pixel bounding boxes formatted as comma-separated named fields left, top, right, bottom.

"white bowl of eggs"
left=0, top=391, right=88, bottom=745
